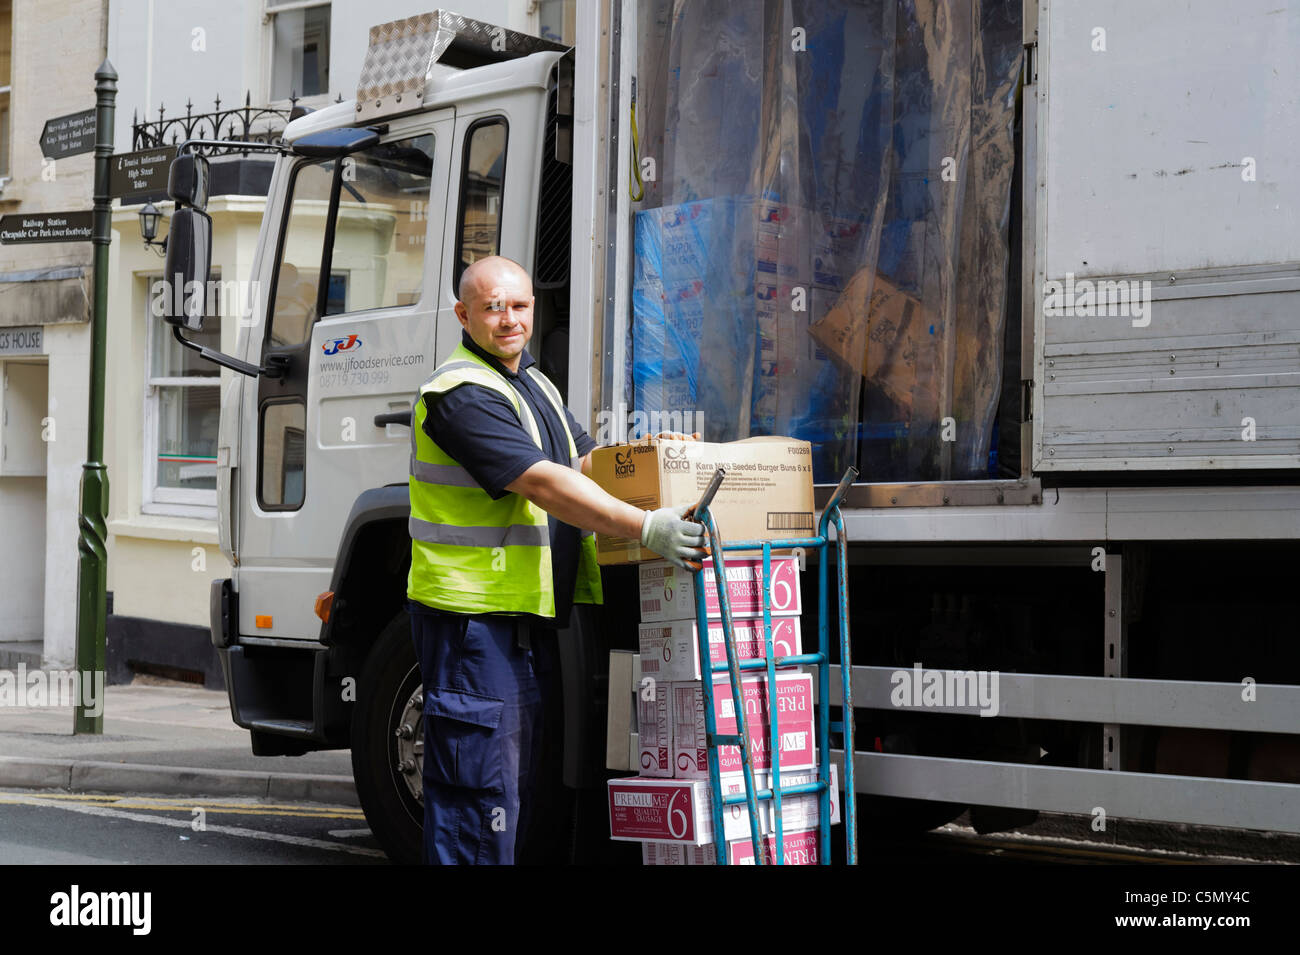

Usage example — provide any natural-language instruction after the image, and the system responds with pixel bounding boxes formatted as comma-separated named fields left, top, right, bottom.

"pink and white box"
left=756, top=762, right=841, bottom=832
left=613, top=764, right=842, bottom=850
left=608, top=776, right=756, bottom=844
left=638, top=557, right=801, bottom=623
left=729, top=827, right=823, bottom=865
left=638, top=616, right=802, bottom=683
left=686, top=830, right=825, bottom=866
left=672, top=672, right=815, bottom=779
left=636, top=677, right=672, bottom=777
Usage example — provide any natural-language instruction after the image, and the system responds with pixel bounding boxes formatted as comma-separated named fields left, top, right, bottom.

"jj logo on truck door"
left=322, top=334, right=362, bottom=356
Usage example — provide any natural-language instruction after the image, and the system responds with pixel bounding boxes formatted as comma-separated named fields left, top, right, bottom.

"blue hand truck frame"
left=687, top=466, right=859, bottom=865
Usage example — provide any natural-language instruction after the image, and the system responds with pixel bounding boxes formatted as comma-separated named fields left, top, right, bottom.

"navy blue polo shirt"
left=409, top=330, right=597, bottom=626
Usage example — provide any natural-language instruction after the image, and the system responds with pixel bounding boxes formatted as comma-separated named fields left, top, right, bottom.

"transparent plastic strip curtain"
left=632, top=0, right=1021, bottom=482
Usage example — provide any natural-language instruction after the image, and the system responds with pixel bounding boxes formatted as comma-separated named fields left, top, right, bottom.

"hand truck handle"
left=825, top=466, right=859, bottom=514
left=687, top=467, right=726, bottom=521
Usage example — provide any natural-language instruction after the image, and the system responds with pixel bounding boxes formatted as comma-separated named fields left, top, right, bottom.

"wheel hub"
left=393, top=682, right=425, bottom=805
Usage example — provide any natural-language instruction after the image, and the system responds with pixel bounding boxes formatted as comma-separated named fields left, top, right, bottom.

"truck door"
left=434, top=89, right=547, bottom=365
left=237, top=111, right=453, bottom=640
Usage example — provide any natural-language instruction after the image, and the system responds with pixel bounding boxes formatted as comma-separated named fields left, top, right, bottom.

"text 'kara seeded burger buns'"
left=589, top=436, right=814, bottom=564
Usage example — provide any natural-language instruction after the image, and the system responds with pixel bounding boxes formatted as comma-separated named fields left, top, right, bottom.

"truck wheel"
left=351, top=611, right=423, bottom=865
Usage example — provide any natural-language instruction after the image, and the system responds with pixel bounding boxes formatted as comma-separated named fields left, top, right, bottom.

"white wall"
left=107, top=0, right=530, bottom=153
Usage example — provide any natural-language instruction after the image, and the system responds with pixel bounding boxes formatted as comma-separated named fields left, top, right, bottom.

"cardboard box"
left=606, top=651, right=638, bottom=772
left=608, top=776, right=755, bottom=845
left=756, top=762, right=841, bottom=832
left=620, top=764, right=841, bottom=851
left=808, top=269, right=934, bottom=413
left=638, top=556, right=801, bottom=623
left=590, top=436, right=815, bottom=565
left=638, top=616, right=802, bottom=682
left=635, top=675, right=673, bottom=777
left=641, top=841, right=684, bottom=865
left=672, top=672, right=815, bottom=778
left=729, top=827, right=823, bottom=865
left=684, top=829, right=825, bottom=866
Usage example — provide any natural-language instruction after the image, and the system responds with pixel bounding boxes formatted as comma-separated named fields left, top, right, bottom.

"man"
left=407, top=255, right=705, bottom=865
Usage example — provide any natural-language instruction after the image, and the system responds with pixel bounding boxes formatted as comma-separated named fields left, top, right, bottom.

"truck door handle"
left=374, top=411, right=412, bottom=428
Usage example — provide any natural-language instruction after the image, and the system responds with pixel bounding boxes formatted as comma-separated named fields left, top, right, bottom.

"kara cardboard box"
left=590, top=436, right=814, bottom=565
left=635, top=675, right=672, bottom=777
left=638, top=556, right=801, bottom=623
left=638, top=616, right=802, bottom=682
left=672, top=672, right=815, bottom=778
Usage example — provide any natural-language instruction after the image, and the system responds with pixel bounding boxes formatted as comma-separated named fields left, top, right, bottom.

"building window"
left=145, top=278, right=221, bottom=515
left=269, top=1, right=330, bottom=101
left=0, top=0, right=12, bottom=182
left=536, top=0, right=576, bottom=44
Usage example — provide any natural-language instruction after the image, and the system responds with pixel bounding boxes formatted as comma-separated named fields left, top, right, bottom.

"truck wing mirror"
left=168, top=153, right=210, bottom=211
left=162, top=208, right=212, bottom=331
left=161, top=206, right=264, bottom=378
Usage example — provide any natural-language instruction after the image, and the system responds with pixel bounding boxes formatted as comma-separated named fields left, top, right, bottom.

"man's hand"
left=654, top=431, right=701, bottom=441
left=641, top=504, right=707, bottom=571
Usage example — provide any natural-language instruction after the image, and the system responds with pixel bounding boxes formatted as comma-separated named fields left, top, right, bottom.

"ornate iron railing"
left=131, top=91, right=343, bottom=156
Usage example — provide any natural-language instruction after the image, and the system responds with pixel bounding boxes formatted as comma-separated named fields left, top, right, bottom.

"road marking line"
left=8, top=791, right=362, bottom=815
left=0, top=795, right=386, bottom=859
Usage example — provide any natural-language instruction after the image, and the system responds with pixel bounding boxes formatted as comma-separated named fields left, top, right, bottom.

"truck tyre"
left=351, top=611, right=423, bottom=865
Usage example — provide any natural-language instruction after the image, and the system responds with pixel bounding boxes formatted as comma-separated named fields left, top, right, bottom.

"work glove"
left=641, top=504, right=707, bottom=571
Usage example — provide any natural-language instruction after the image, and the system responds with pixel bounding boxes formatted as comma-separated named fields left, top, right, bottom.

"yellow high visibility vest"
left=406, top=341, right=603, bottom=617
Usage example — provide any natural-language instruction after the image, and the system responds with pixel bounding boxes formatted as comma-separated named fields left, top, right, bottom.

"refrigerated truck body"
left=159, top=4, right=1300, bottom=862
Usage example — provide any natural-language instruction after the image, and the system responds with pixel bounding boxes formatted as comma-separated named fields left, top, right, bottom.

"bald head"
left=454, top=255, right=535, bottom=372
left=458, top=255, right=532, bottom=307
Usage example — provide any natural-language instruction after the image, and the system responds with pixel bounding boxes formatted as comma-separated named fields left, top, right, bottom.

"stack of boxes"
left=590, top=435, right=830, bottom=864
left=607, top=554, right=840, bottom=865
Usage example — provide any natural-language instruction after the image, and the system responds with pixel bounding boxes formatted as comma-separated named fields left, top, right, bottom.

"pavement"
left=0, top=674, right=357, bottom=806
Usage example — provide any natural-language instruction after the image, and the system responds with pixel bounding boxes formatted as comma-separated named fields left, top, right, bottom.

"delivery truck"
left=153, top=2, right=1300, bottom=863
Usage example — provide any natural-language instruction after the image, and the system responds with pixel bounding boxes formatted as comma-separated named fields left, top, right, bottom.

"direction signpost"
left=40, top=109, right=97, bottom=160
left=0, top=211, right=93, bottom=244
left=108, top=146, right=176, bottom=204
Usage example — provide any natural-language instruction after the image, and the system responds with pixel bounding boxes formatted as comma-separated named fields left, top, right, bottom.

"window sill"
left=110, top=511, right=218, bottom=544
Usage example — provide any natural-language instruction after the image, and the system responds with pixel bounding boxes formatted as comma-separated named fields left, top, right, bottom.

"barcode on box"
left=767, top=511, right=813, bottom=530
left=642, top=599, right=661, bottom=614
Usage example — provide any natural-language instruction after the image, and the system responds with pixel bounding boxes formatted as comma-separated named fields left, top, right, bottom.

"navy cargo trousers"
left=410, top=608, right=560, bottom=865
